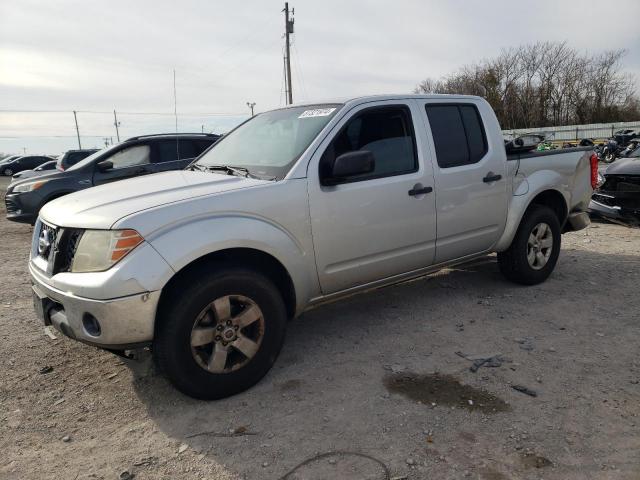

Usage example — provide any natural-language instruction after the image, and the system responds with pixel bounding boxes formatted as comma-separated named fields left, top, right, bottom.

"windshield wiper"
left=187, top=163, right=207, bottom=172
left=204, top=165, right=255, bottom=178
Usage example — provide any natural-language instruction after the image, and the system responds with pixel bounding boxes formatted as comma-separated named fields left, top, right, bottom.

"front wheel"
left=3, top=168, right=13, bottom=176
left=153, top=267, right=287, bottom=399
left=498, top=205, right=561, bottom=285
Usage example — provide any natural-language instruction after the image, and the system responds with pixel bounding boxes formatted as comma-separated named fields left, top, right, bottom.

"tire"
left=497, top=205, right=561, bottom=285
left=3, top=168, right=13, bottom=176
left=603, top=152, right=616, bottom=164
left=153, top=266, right=287, bottom=400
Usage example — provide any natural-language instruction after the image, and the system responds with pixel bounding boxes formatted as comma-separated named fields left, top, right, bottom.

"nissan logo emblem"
left=38, top=229, right=52, bottom=257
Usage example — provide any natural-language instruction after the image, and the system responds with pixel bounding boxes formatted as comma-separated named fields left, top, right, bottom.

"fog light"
left=82, top=313, right=101, bottom=337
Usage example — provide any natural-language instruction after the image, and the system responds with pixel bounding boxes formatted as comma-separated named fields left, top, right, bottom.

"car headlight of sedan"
left=12, top=179, right=49, bottom=193
left=71, top=229, right=144, bottom=273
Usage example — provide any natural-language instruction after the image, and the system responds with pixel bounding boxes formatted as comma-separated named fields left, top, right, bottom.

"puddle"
left=383, top=373, right=510, bottom=413
left=521, top=453, right=552, bottom=469
left=279, top=379, right=303, bottom=391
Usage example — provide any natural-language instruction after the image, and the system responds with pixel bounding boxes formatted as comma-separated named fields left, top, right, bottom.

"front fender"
left=146, top=214, right=316, bottom=314
left=494, top=170, right=570, bottom=252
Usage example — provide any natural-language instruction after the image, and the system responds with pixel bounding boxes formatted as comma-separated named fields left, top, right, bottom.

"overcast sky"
left=1, top=0, right=639, bottom=155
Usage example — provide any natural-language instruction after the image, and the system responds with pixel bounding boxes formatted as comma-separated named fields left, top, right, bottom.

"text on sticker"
left=298, top=108, right=336, bottom=118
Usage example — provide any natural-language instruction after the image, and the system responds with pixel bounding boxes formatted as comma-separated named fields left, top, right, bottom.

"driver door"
left=307, top=100, right=437, bottom=294
left=92, top=144, right=154, bottom=185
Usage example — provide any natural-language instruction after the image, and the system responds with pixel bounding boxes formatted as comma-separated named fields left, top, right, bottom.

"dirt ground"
left=1, top=175, right=639, bottom=480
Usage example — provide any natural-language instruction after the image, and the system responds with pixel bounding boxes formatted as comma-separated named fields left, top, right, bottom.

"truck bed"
left=506, top=146, right=593, bottom=161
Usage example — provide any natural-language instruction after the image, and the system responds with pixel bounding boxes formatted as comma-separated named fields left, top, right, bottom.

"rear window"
left=425, top=104, right=488, bottom=168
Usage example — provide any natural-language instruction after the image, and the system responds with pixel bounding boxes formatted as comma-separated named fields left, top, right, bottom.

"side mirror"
left=323, top=150, right=375, bottom=185
left=97, top=160, right=113, bottom=172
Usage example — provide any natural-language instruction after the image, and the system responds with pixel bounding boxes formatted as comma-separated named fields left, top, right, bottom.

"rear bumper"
left=30, top=263, right=160, bottom=348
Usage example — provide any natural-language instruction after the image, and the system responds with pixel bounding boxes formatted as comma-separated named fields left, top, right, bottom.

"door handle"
left=483, top=173, right=502, bottom=183
left=408, top=186, right=433, bottom=196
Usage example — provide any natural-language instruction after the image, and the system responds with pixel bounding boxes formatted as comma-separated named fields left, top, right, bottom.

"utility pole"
left=73, top=110, right=82, bottom=149
left=246, top=102, right=256, bottom=116
left=283, top=2, right=294, bottom=105
left=113, top=110, right=121, bottom=142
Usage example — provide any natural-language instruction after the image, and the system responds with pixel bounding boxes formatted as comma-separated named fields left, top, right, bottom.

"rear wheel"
left=154, top=266, right=287, bottom=399
left=498, top=205, right=561, bottom=285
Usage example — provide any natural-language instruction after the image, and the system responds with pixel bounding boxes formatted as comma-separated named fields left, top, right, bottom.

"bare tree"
left=414, top=42, right=639, bottom=128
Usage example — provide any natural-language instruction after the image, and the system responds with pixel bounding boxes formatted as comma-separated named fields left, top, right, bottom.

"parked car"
left=29, top=95, right=595, bottom=399
left=589, top=158, right=640, bottom=226
left=5, top=133, right=219, bottom=223
left=1, top=155, right=53, bottom=176
left=56, top=149, right=100, bottom=171
left=0, top=154, right=22, bottom=165
left=12, top=160, right=57, bottom=180
left=612, top=129, right=639, bottom=147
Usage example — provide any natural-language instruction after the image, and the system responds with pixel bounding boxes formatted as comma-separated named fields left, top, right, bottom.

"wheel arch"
left=495, top=187, right=569, bottom=252
left=156, top=247, right=297, bottom=325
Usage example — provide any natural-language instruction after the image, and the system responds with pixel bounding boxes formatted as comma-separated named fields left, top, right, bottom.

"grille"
left=36, top=222, right=83, bottom=274
left=4, top=197, right=19, bottom=214
left=57, top=230, right=83, bottom=272
left=592, top=193, right=618, bottom=208
left=38, top=222, right=58, bottom=261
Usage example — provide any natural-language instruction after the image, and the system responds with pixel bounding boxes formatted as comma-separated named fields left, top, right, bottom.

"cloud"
left=0, top=0, right=638, bottom=154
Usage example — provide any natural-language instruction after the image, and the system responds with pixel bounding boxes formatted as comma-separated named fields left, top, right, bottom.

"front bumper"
left=5, top=191, right=40, bottom=224
left=30, top=263, right=160, bottom=348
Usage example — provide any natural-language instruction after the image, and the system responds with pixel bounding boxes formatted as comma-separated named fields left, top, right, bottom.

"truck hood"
left=40, top=170, right=271, bottom=229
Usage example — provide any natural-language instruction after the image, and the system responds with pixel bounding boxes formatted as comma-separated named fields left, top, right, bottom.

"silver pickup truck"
left=29, top=95, right=597, bottom=399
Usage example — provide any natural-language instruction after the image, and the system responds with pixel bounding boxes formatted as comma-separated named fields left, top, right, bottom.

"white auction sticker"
left=298, top=108, right=336, bottom=118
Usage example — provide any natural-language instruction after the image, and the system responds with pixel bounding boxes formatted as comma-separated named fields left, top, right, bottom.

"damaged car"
left=590, top=158, right=640, bottom=226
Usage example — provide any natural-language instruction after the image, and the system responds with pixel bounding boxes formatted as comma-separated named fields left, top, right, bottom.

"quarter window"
left=425, top=104, right=488, bottom=168
left=322, top=105, right=417, bottom=182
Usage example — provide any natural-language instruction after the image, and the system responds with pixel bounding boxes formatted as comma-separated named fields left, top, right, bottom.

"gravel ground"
left=1, top=175, right=639, bottom=480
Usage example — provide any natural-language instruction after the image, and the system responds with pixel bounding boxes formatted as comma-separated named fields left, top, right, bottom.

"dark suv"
left=56, top=149, right=100, bottom=171
left=1, top=155, right=54, bottom=176
left=5, top=133, right=219, bottom=224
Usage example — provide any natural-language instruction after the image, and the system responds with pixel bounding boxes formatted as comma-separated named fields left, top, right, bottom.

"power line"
left=0, top=109, right=248, bottom=116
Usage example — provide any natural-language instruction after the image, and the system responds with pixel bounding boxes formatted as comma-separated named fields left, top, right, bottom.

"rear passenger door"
left=152, top=139, right=212, bottom=172
left=420, top=101, right=507, bottom=263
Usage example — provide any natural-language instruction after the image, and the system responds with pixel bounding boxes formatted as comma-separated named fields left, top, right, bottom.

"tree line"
left=414, top=42, right=640, bottom=130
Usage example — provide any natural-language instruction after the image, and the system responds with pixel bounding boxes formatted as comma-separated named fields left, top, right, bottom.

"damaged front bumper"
left=30, top=262, right=160, bottom=349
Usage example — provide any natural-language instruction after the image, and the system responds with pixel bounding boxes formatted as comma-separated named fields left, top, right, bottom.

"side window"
left=109, top=145, right=150, bottom=169
left=425, top=104, right=487, bottom=168
left=177, top=140, right=198, bottom=160
left=155, top=140, right=200, bottom=163
left=67, top=152, right=85, bottom=166
left=323, top=105, right=417, bottom=182
left=27, top=157, right=42, bottom=168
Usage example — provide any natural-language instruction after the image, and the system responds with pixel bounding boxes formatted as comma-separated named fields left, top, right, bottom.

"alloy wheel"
left=190, top=295, right=265, bottom=373
left=527, top=222, right=553, bottom=270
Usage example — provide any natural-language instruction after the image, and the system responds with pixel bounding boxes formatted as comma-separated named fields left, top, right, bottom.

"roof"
left=279, top=93, right=484, bottom=109
left=124, top=132, right=220, bottom=142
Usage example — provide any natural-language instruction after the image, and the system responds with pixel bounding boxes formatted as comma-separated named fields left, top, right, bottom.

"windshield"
left=195, top=104, right=342, bottom=179
left=66, top=145, right=117, bottom=171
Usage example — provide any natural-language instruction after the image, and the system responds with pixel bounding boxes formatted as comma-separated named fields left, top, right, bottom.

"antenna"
left=173, top=69, right=179, bottom=159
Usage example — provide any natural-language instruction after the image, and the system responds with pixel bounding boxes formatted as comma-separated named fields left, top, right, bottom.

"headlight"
left=13, top=179, right=49, bottom=193
left=597, top=172, right=605, bottom=188
left=71, top=229, right=143, bottom=273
